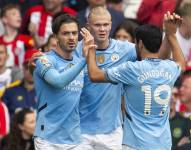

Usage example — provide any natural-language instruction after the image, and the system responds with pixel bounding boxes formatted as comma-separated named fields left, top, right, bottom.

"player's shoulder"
left=162, top=59, right=180, bottom=69
left=122, top=60, right=140, bottom=70
left=113, top=39, right=135, bottom=48
left=112, top=39, right=136, bottom=54
left=38, top=51, right=57, bottom=65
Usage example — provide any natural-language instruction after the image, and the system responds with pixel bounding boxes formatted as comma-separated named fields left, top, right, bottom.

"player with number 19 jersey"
left=105, top=58, right=181, bottom=150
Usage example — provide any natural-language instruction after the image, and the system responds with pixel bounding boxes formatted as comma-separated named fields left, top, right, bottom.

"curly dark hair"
left=2, top=108, right=34, bottom=150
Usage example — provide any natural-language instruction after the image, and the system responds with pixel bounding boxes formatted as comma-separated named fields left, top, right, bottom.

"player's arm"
left=36, top=57, right=86, bottom=88
left=159, top=36, right=171, bottom=59
left=81, top=27, right=132, bottom=84
left=87, top=48, right=132, bottom=84
left=87, top=48, right=108, bottom=82
left=80, top=28, right=107, bottom=82
left=164, top=11, right=186, bottom=72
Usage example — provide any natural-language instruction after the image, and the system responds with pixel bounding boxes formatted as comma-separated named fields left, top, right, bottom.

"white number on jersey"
left=142, top=85, right=171, bottom=116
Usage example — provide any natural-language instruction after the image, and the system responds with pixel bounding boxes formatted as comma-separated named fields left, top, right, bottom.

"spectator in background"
left=1, top=108, right=36, bottom=150
left=113, top=19, right=138, bottom=43
left=179, top=71, right=191, bottom=118
left=77, top=0, right=124, bottom=39
left=21, top=0, right=76, bottom=47
left=0, top=19, right=5, bottom=36
left=66, top=0, right=88, bottom=11
left=170, top=90, right=191, bottom=149
left=176, top=4, right=191, bottom=61
left=0, top=0, right=41, bottom=16
left=0, top=44, right=23, bottom=98
left=107, top=0, right=123, bottom=12
left=123, top=0, right=177, bottom=28
left=0, top=101, right=9, bottom=146
left=2, top=49, right=38, bottom=118
left=137, top=0, right=177, bottom=28
left=0, top=4, right=35, bottom=68
left=41, top=34, right=58, bottom=52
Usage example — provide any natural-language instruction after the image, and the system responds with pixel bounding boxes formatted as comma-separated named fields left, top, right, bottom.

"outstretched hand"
left=163, top=11, right=183, bottom=35
left=28, top=51, right=44, bottom=74
left=80, top=27, right=97, bottom=58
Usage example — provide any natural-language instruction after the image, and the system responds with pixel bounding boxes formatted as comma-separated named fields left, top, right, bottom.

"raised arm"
left=80, top=28, right=107, bottom=82
left=36, top=57, right=86, bottom=88
left=163, top=11, right=186, bottom=72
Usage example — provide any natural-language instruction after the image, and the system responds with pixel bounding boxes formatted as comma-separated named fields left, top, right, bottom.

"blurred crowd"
left=0, top=0, right=191, bottom=150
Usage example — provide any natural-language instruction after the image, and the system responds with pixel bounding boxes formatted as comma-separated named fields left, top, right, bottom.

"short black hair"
left=52, top=13, right=79, bottom=35
left=135, top=24, right=162, bottom=53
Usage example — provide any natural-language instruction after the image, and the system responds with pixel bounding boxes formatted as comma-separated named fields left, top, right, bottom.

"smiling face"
left=57, top=22, right=78, bottom=52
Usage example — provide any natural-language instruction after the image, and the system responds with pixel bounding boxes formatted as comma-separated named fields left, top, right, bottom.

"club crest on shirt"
left=96, top=55, right=105, bottom=64
left=111, top=53, right=119, bottom=62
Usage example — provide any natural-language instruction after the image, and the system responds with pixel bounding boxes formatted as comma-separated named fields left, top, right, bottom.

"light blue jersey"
left=76, top=39, right=137, bottom=134
left=33, top=51, right=84, bottom=144
left=106, top=58, right=181, bottom=150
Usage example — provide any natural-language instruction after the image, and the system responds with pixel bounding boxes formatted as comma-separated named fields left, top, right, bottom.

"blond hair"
left=87, top=6, right=111, bottom=23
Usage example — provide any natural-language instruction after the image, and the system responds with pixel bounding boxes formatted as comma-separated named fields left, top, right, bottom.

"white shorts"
left=81, top=126, right=123, bottom=150
left=122, top=145, right=136, bottom=150
left=34, top=137, right=84, bottom=150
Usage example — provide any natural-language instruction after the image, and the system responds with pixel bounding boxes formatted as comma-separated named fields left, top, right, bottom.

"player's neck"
left=95, top=39, right=110, bottom=50
left=141, top=49, right=159, bottom=60
left=4, top=26, right=18, bottom=42
left=56, top=47, right=73, bottom=60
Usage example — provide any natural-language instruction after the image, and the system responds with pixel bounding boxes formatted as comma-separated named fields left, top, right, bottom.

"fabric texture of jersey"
left=106, top=58, right=181, bottom=150
left=75, top=39, right=137, bottom=134
left=34, top=51, right=84, bottom=144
